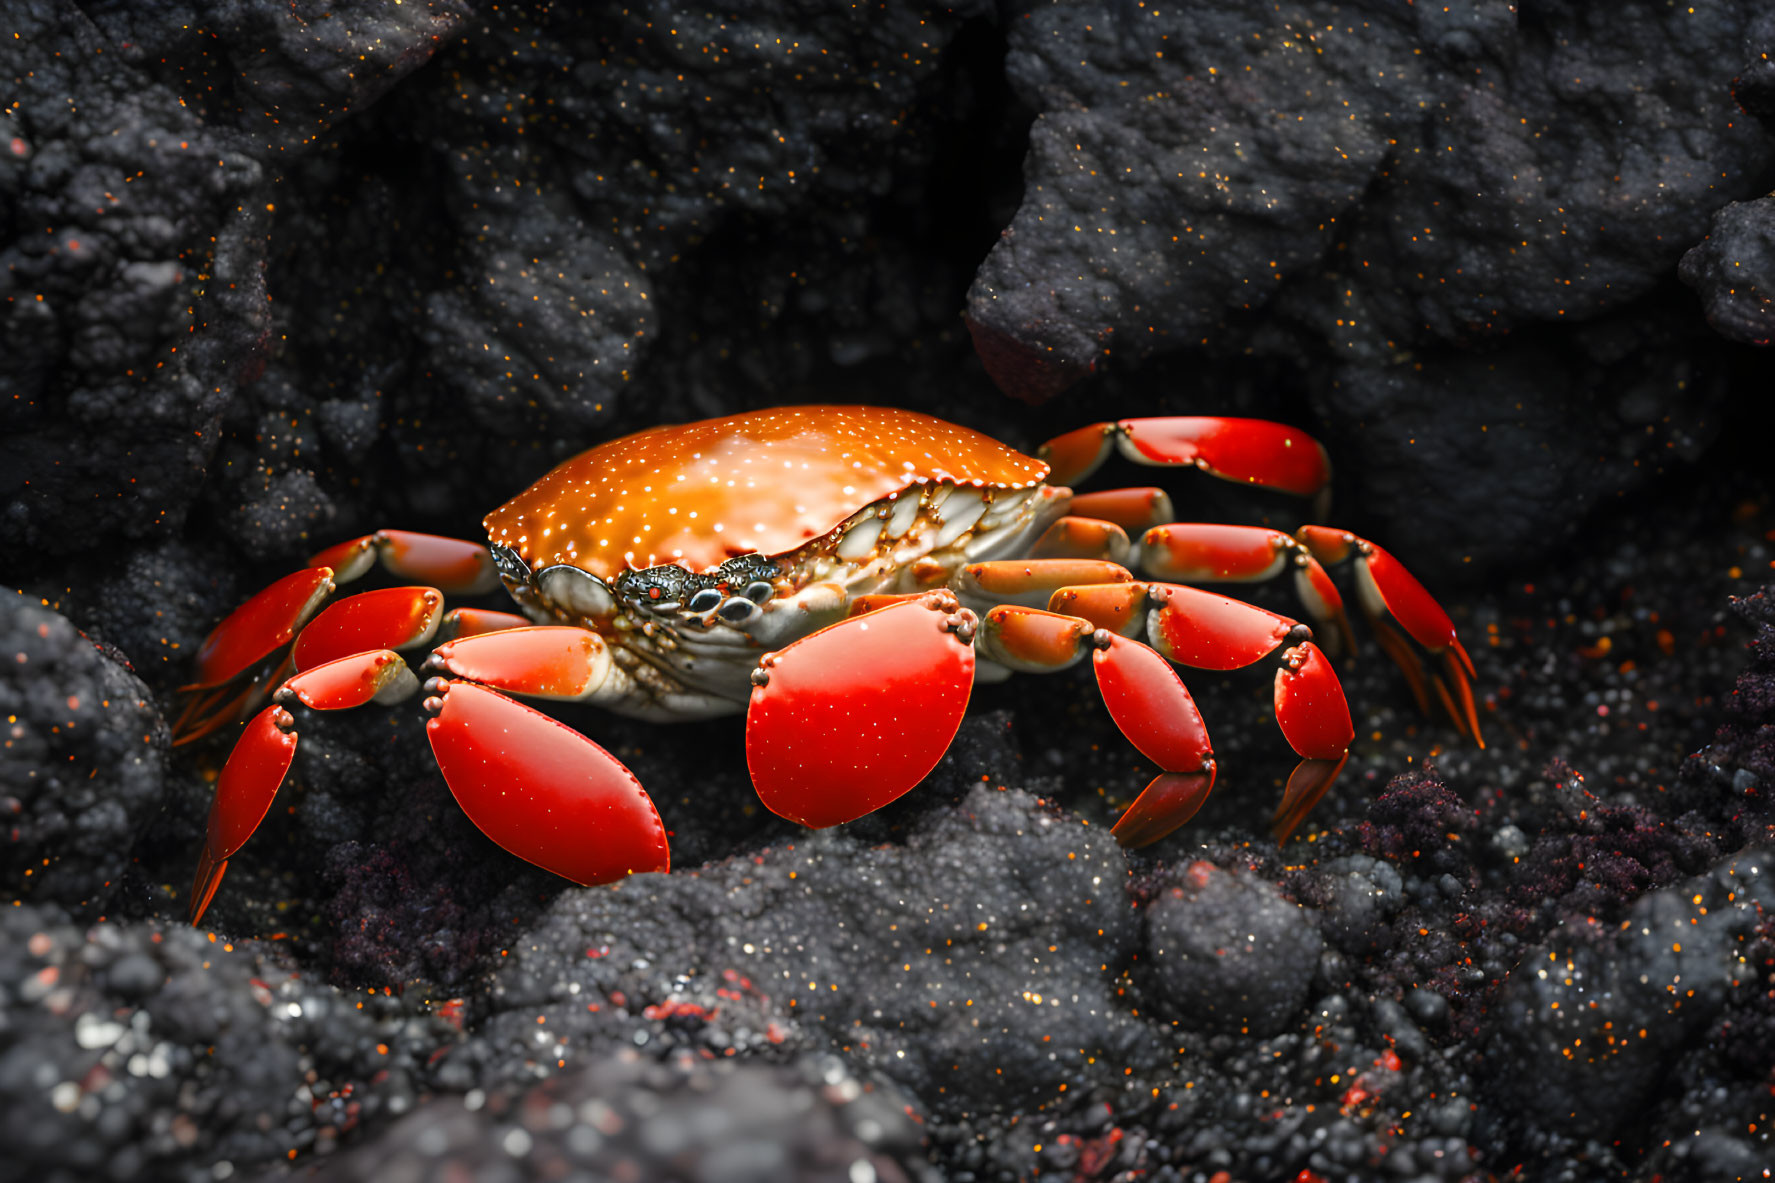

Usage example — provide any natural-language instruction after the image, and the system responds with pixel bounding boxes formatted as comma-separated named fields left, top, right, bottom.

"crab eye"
left=717, top=597, right=759, bottom=625
left=743, top=581, right=774, bottom=604
left=687, top=588, right=722, bottom=613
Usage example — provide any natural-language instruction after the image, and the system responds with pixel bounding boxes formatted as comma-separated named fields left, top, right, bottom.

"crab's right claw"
left=745, top=593, right=976, bottom=829
left=1092, top=633, right=1217, bottom=848
left=1270, top=642, right=1354, bottom=844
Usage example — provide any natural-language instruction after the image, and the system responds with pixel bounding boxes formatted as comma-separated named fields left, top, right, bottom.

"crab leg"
left=437, top=606, right=533, bottom=640
left=1092, top=633, right=1218, bottom=847
left=745, top=592, right=977, bottom=829
left=976, top=605, right=1095, bottom=673
left=1065, top=487, right=1176, bottom=535
left=189, top=650, right=419, bottom=924
left=180, top=568, right=336, bottom=694
left=1028, top=517, right=1131, bottom=564
left=291, top=586, right=446, bottom=671
left=173, top=569, right=339, bottom=744
left=308, top=529, right=500, bottom=594
left=423, top=681, right=669, bottom=886
left=1135, top=523, right=1355, bottom=656
left=1039, top=418, right=1332, bottom=506
left=1030, top=581, right=1355, bottom=841
left=1271, top=642, right=1355, bottom=843
left=423, top=625, right=615, bottom=702
left=1143, top=582, right=1305, bottom=670
left=952, top=558, right=1133, bottom=612
left=977, top=606, right=1221, bottom=847
left=1148, top=583, right=1355, bottom=827
left=1297, top=527, right=1482, bottom=745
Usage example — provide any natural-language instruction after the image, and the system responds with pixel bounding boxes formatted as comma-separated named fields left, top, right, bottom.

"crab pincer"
left=424, top=681, right=669, bottom=887
left=745, top=592, right=977, bottom=829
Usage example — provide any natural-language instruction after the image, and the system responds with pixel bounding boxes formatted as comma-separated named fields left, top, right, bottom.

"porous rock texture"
left=5, top=2, right=1775, bottom=1181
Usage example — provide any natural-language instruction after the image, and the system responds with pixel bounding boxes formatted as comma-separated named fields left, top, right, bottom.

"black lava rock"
left=8, top=3, right=1775, bottom=1181
left=1682, top=196, right=1775, bottom=347
left=1136, top=859, right=1323, bottom=1038
left=261, top=1047, right=938, bottom=1183
left=0, top=902, right=453, bottom=1183
left=1, top=592, right=166, bottom=914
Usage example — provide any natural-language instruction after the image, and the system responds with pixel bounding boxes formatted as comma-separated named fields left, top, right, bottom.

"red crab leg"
left=1138, top=523, right=1293, bottom=583
left=290, top=586, right=445, bottom=671
left=745, top=592, right=977, bottom=829
left=976, top=605, right=1095, bottom=673
left=172, top=661, right=289, bottom=747
left=1039, top=423, right=1117, bottom=488
left=1144, top=583, right=1305, bottom=671
left=1038, top=418, right=1332, bottom=500
left=1116, top=418, right=1332, bottom=500
left=953, top=558, right=1133, bottom=611
left=189, top=651, right=417, bottom=924
left=846, top=592, right=941, bottom=618
left=424, top=626, right=614, bottom=701
left=1092, top=633, right=1217, bottom=848
left=438, top=607, right=533, bottom=640
left=1270, top=642, right=1355, bottom=843
left=1066, top=487, right=1176, bottom=535
left=424, top=681, right=669, bottom=885
left=182, top=568, right=336, bottom=692
left=308, top=529, right=500, bottom=594
left=1028, top=517, right=1132, bottom=564
left=1297, top=527, right=1482, bottom=745
left=1137, top=523, right=1355, bottom=656
left=1046, top=582, right=1157, bottom=639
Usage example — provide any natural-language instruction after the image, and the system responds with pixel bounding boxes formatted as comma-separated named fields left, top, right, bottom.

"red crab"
left=173, top=406, right=1480, bottom=924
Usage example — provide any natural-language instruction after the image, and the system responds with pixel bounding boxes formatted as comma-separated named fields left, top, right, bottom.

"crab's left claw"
left=745, top=592, right=977, bottom=829
left=1298, top=528, right=1482, bottom=746
left=1271, top=642, right=1354, bottom=844
left=425, top=681, right=669, bottom=885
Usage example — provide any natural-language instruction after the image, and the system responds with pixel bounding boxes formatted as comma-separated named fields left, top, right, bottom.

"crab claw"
left=745, top=592, right=976, bottom=829
left=425, top=681, right=669, bottom=885
left=1270, top=642, right=1354, bottom=843
left=1092, top=634, right=1217, bottom=848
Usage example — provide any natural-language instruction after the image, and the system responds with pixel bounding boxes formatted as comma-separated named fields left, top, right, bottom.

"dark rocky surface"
left=6, top=2, right=1775, bottom=1182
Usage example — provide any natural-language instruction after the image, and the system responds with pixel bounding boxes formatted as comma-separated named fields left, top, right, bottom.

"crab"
left=173, top=405, right=1481, bottom=925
